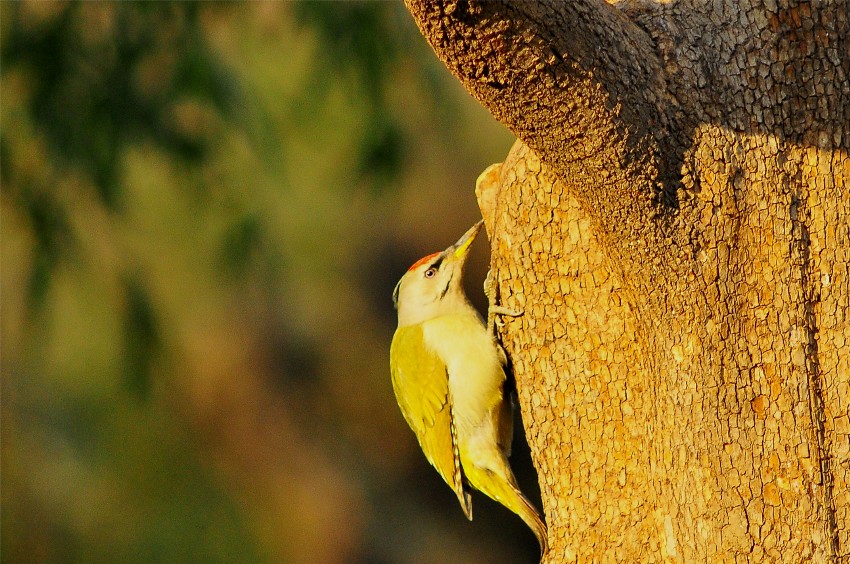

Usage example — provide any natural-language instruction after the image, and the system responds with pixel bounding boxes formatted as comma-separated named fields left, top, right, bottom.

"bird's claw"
left=485, top=270, right=523, bottom=336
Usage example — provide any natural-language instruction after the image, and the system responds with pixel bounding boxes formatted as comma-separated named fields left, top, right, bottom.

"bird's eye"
left=424, top=268, right=437, bottom=278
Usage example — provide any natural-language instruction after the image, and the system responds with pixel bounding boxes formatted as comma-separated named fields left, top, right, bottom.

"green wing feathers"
left=390, top=325, right=472, bottom=518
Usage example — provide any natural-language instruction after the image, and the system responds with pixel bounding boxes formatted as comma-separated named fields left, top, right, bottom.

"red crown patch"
left=407, top=252, right=440, bottom=272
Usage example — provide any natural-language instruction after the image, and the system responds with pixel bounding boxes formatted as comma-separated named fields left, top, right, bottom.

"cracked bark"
left=406, top=0, right=849, bottom=561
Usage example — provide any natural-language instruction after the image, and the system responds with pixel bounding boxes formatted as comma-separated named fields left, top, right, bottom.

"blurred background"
left=1, top=2, right=544, bottom=563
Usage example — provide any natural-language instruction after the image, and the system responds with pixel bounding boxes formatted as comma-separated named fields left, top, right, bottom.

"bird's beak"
left=447, top=220, right=484, bottom=260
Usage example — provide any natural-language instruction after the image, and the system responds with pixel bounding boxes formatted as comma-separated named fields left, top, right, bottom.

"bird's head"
left=393, top=220, right=483, bottom=327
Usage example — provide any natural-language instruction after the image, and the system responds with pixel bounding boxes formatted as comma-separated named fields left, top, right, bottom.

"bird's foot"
left=485, top=270, right=523, bottom=337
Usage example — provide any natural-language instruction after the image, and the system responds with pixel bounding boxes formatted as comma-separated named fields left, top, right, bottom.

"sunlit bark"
left=407, top=1, right=849, bottom=560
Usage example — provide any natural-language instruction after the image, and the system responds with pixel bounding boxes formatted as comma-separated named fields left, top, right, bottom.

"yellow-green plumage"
left=390, top=221, right=547, bottom=554
left=390, top=324, right=472, bottom=518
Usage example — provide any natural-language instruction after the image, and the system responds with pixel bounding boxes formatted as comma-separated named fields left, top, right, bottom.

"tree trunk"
left=405, top=1, right=849, bottom=560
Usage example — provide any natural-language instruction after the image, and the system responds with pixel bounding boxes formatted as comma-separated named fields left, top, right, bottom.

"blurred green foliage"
left=2, top=2, right=239, bottom=208
left=293, top=3, right=406, bottom=185
left=2, top=2, right=531, bottom=563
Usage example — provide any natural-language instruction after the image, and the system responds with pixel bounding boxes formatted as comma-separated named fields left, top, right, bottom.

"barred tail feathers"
left=449, top=414, right=473, bottom=520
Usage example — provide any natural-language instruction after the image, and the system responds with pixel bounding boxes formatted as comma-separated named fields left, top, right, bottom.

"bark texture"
left=406, top=0, right=849, bottom=561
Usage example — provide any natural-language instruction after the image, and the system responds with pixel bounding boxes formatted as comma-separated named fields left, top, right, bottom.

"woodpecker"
left=390, top=220, right=547, bottom=554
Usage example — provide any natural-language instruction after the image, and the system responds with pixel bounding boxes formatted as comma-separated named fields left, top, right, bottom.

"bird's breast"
left=421, top=313, right=505, bottom=429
